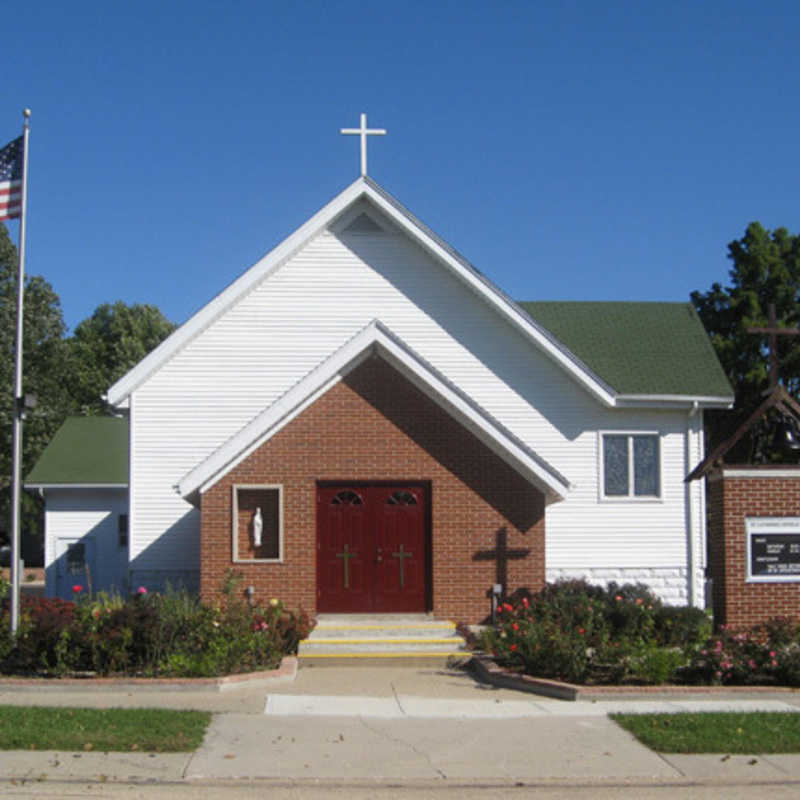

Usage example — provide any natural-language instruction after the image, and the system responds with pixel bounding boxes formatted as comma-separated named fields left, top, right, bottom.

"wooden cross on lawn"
left=340, top=113, right=386, bottom=177
left=473, top=528, right=530, bottom=599
left=747, top=303, right=800, bottom=391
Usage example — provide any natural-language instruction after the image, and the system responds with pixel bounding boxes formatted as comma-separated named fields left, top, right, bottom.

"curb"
left=0, top=656, right=298, bottom=693
left=470, top=656, right=800, bottom=701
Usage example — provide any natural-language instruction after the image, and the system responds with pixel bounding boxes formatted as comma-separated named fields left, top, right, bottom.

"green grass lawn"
left=612, top=711, right=800, bottom=754
left=0, top=706, right=211, bottom=752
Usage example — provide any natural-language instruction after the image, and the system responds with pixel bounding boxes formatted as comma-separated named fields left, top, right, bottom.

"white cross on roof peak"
left=340, top=113, right=386, bottom=177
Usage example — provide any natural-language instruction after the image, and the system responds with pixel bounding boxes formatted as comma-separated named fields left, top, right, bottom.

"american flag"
left=0, top=136, right=23, bottom=221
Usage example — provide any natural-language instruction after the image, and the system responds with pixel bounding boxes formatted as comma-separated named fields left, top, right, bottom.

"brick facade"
left=707, top=466, right=800, bottom=628
left=200, top=356, right=545, bottom=623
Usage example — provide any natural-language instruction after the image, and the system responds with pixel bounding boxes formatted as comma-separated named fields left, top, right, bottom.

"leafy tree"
left=691, top=222, right=800, bottom=461
left=67, top=301, right=176, bottom=414
left=0, top=224, right=73, bottom=552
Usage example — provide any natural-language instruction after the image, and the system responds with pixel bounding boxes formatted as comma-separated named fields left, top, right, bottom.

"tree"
left=67, top=301, right=176, bottom=414
left=691, top=222, right=800, bottom=460
left=0, top=224, right=74, bottom=552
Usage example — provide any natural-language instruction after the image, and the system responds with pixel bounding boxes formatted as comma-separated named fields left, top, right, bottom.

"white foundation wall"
left=545, top=567, right=707, bottom=606
left=127, top=208, right=705, bottom=599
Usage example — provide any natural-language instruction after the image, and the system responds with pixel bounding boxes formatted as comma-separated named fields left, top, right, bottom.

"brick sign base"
left=708, top=465, right=800, bottom=628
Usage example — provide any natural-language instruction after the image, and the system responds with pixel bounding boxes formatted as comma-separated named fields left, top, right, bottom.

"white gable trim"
left=106, top=177, right=625, bottom=408
left=177, top=320, right=571, bottom=504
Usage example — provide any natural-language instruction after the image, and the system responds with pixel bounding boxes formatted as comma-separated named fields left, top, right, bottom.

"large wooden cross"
left=747, top=303, right=800, bottom=390
left=340, top=113, right=386, bottom=177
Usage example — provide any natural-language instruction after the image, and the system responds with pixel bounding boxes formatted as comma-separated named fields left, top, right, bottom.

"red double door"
left=317, top=484, right=428, bottom=613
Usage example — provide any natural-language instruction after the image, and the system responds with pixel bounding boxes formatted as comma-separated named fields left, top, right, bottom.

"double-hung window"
left=601, top=432, right=660, bottom=499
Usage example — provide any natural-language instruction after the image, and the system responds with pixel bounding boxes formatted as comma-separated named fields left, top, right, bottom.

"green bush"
left=653, top=605, right=711, bottom=648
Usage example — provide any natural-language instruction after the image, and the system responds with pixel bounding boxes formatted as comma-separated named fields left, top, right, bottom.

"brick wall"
left=200, top=356, right=545, bottom=623
left=708, top=467, right=800, bottom=628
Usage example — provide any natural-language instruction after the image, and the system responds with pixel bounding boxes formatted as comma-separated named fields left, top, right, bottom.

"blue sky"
left=4, top=0, right=799, bottom=331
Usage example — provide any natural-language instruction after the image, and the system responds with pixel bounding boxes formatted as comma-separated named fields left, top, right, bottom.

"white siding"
left=43, top=489, right=128, bottom=598
left=129, top=206, right=703, bottom=602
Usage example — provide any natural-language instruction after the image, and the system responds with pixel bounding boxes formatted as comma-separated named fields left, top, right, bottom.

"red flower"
left=521, top=597, right=530, bottom=608
left=502, top=603, right=513, bottom=612
left=510, top=643, right=518, bottom=652
left=511, top=622, right=519, bottom=631
left=72, top=584, right=83, bottom=594
left=577, top=628, right=585, bottom=635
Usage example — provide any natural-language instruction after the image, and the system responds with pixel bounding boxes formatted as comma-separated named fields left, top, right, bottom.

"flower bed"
left=477, top=579, right=800, bottom=686
left=0, top=572, right=313, bottom=678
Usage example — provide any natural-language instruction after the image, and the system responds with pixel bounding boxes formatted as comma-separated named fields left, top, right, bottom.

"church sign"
left=747, top=517, right=800, bottom=581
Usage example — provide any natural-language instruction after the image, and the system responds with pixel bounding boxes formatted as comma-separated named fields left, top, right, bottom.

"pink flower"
left=770, top=651, right=777, bottom=658
left=136, top=586, right=147, bottom=595
left=615, top=595, right=622, bottom=602
left=748, top=660, right=756, bottom=669
left=635, top=598, right=643, bottom=606
left=71, top=584, right=83, bottom=594
left=521, top=597, right=529, bottom=608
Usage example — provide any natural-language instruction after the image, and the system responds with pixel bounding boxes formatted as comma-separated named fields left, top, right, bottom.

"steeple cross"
left=340, top=113, right=386, bottom=177
left=747, top=303, right=800, bottom=390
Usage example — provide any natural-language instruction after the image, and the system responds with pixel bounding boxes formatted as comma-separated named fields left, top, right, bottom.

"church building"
left=27, top=122, right=733, bottom=622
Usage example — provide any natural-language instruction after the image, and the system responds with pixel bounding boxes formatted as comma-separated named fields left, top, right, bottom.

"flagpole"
left=10, top=109, right=31, bottom=635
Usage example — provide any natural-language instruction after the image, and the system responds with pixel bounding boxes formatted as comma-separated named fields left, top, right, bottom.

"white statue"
left=253, top=507, right=263, bottom=548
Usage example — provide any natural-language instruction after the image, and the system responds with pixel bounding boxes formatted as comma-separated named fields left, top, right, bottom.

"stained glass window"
left=633, top=436, right=659, bottom=496
left=602, top=434, right=660, bottom=498
left=603, top=435, right=629, bottom=496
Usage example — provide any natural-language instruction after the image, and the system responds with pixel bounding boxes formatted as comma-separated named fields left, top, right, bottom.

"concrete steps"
left=299, top=614, right=468, bottom=666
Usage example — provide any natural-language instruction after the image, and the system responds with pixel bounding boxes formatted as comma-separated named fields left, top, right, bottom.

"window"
left=232, top=485, right=283, bottom=562
left=601, top=433, right=660, bottom=499
left=387, top=490, right=418, bottom=506
left=331, top=490, right=363, bottom=506
left=118, top=514, right=129, bottom=548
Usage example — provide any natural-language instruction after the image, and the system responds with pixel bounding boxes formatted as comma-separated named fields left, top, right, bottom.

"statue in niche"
left=252, top=507, right=263, bottom=548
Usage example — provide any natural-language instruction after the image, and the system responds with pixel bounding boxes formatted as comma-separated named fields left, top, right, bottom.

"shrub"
left=626, top=644, right=685, bottom=685
left=480, top=579, right=717, bottom=685
left=0, top=580, right=314, bottom=678
left=685, top=625, right=778, bottom=685
left=653, top=606, right=711, bottom=648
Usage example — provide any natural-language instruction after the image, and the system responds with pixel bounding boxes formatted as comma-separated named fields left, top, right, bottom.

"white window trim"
left=231, top=483, right=284, bottom=563
left=598, top=431, right=663, bottom=502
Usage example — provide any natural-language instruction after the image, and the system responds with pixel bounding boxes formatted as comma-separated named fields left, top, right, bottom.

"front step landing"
left=299, top=614, right=467, bottom=666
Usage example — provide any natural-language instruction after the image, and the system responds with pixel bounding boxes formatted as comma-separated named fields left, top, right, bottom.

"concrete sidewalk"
left=2, top=664, right=800, bottom=786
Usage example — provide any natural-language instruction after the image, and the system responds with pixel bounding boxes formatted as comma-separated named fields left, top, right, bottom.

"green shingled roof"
left=26, top=417, right=128, bottom=486
left=517, top=301, right=733, bottom=398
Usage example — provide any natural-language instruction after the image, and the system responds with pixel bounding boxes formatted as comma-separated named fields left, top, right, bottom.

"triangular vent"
left=343, top=213, right=384, bottom=234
